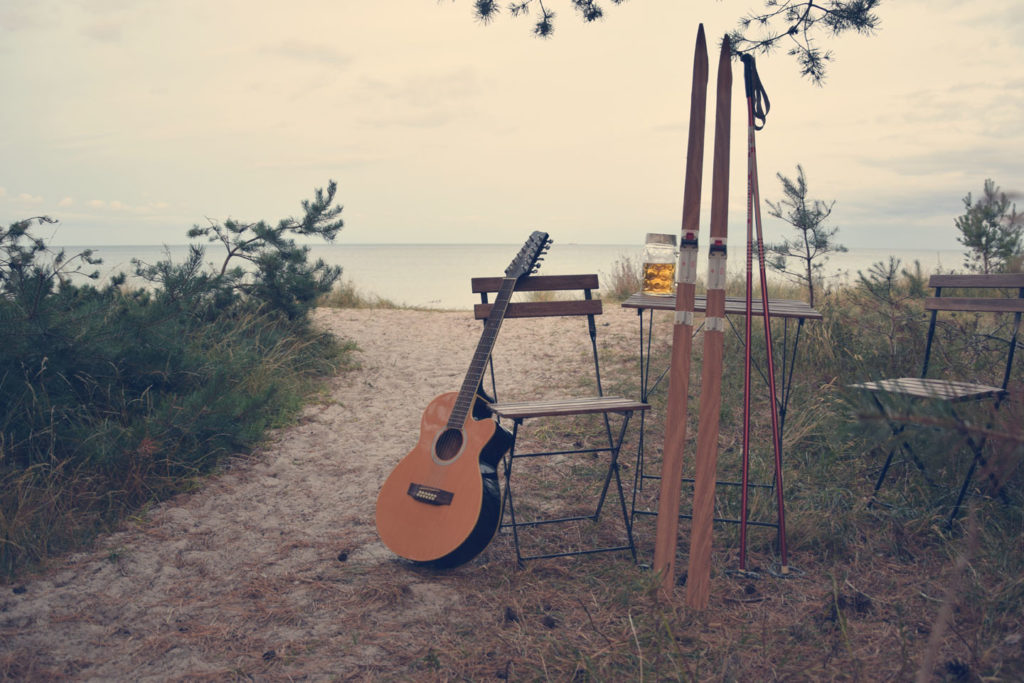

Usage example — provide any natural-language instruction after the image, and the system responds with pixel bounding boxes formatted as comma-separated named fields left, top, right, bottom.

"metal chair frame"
left=472, top=273, right=649, bottom=563
left=852, top=274, right=1024, bottom=526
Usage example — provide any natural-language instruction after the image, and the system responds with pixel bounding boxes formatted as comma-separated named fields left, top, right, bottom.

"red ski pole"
left=741, top=52, right=789, bottom=573
left=739, top=98, right=755, bottom=572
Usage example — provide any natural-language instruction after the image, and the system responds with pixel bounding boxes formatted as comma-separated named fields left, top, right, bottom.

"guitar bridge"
left=407, top=483, right=454, bottom=506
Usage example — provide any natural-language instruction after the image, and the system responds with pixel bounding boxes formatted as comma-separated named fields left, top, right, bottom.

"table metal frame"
left=621, top=292, right=821, bottom=533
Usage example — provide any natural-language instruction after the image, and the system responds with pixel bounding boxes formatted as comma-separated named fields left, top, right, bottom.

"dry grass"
left=319, top=279, right=401, bottom=309
left=3, top=290, right=1021, bottom=680
left=299, top=355, right=1022, bottom=681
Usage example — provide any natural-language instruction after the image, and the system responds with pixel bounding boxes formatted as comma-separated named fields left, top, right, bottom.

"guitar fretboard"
left=447, top=277, right=517, bottom=429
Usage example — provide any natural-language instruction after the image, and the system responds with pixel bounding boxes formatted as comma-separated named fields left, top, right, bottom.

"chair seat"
left=850, top=377, right=1006, bottom=402
left=490, top=396, right=650, bottom=420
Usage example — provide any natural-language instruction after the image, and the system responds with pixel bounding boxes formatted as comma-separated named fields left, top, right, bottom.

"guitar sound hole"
left=435, top=429, right=464, bottom=461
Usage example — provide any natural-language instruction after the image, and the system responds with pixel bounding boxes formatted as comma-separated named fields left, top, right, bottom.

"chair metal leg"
left=498, top=421, right=526, bottom=564
left=947, top=456, right=979, bottom=529
left=592, top=410, right=634, bottom=520
left=866, top=392, right=995, bottom=524
left=868, top=446, right=898, bottom=509
left=498, top=411, right=639, bottom=563
left=611, top=416, right=639, bottom=561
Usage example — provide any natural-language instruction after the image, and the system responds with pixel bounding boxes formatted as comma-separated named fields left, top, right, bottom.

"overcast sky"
left=1, top=1, right=1021, bottom=249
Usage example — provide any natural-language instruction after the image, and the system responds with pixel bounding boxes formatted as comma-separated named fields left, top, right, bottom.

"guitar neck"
left=447, top=277, right=517, bottom=429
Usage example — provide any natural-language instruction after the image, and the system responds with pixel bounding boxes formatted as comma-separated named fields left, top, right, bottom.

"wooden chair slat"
left=850, top=378, right=1006, bottom=402
left=490, top=396, right=650, bottom=419
left=929, top=273, right=1024, bottom=289
left=924, top=297, right=1024, bottom=313
left=475, top=299, right=603, bottom=320
left=472, top=273, right=600, bottom=294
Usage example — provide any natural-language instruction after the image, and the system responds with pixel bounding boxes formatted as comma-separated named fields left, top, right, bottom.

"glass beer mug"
left=641, top=233, right=677, bottom=295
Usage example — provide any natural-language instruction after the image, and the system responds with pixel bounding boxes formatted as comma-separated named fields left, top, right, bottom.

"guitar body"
left=376, top=392, right=509, bottom=567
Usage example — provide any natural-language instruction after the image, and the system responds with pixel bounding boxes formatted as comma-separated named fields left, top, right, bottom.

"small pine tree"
left=765, top=164, right=846, bottom=307
left=169, top=181, right=345, bottom=319
left=955, top=179, right=1023, bottom=274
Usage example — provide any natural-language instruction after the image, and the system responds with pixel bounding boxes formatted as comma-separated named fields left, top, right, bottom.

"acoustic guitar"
left=375, top=231, right=551, bottom=567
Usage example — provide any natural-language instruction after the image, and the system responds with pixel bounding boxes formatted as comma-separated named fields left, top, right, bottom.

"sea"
left=59, top=243, right=964, bottom=310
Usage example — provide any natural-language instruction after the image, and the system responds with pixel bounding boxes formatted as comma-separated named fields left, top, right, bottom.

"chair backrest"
left=470, top=273, right=605, bottom=400
left=921, top=274, right=1024, bottom=391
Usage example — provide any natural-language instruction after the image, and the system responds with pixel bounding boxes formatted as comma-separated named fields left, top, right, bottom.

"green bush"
left=0, top=184, right=351, bottom=576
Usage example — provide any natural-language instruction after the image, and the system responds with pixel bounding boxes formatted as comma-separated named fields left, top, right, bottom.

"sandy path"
left=0, top=305, right=647, bottom=680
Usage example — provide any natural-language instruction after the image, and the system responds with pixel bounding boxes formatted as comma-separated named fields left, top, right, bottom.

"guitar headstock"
left=505, top=231, right=552, bottom=280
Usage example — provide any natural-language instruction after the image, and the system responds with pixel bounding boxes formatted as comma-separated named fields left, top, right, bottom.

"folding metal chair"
left=472, top=273, right=650, bottom=562
left=851, top=273, right=1024, bottom=525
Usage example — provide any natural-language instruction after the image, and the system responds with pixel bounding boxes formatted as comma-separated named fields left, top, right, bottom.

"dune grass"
left=0, top=193, right=353, bottom=578
left=3, top=236, right=1022, bottom=679
left=318, top=279, right=401, bottom=309
left=402, top=256, right=1024, bottom=680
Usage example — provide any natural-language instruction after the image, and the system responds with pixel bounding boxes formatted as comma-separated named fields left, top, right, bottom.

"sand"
left=0, top=304, right=648, bottom=679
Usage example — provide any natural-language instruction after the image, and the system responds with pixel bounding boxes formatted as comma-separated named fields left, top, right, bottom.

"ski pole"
left=741, top=52, right=789, bottom=573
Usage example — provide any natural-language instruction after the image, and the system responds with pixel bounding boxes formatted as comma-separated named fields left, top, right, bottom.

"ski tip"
left=694, top=24, right=708, bottom=70
left=717, top=34, right=733, bottom=82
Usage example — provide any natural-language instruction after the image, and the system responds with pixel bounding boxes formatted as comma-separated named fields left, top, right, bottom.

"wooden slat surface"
left=475, top=299, right=602, bottom=320
left=621, top=292, right=822, bottom=320
left=850, top=377, right=1006, bottom=402
left=472, top=273, right=600, bottom=293
left=489, top=396, right=650, bottom=419
left=929, top=273, right=1024, bottom=289
left=925, top=297, right=1024, bottom=313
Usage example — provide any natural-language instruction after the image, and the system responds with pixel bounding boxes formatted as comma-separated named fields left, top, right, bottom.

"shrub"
left=0, top=183, right=351, bottom=576
left=601, top=254, right=642, bottom=302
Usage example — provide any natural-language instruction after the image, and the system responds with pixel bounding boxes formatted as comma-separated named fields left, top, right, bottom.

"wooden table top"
left=621, top=292, right=822, bottom=320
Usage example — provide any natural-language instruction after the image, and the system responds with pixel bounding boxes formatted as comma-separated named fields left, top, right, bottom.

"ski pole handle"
left=740, top=53, right=770, bottom=130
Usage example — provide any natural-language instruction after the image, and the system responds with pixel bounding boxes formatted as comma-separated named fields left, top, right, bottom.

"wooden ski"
left=652, top=23, right=708, bottom=600
left=685, top=34, right=732, bottom=610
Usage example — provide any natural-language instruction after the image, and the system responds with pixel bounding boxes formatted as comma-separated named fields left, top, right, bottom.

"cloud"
left=86, top=199, right=127, bottom=210
left=263, top=40, right=353, bottom=68
left=861, top=143, right=1020, bottom=181
left=58, top=197, right=74, bottom=207
left=359, top=110, right=461, bottom=129
left=18, top=192, right=43, bottom=204
left=80, top=198, right=171, bottom=214
left=354, top=68, right=483, bottom=129
left=0, top=6, right=52, bottom=32
left=361, top=68, right=482, bottom=107
left=82, top=21, right=122, bottom=43
left=0, top=187, right=6, bottom=198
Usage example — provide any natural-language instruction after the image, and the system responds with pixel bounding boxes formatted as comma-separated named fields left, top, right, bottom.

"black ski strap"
left=740, top=53, right=769, bottom=130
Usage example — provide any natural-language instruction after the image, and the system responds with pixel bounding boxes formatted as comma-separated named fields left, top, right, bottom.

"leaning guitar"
left=376, top=231, right=551, bottom=568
